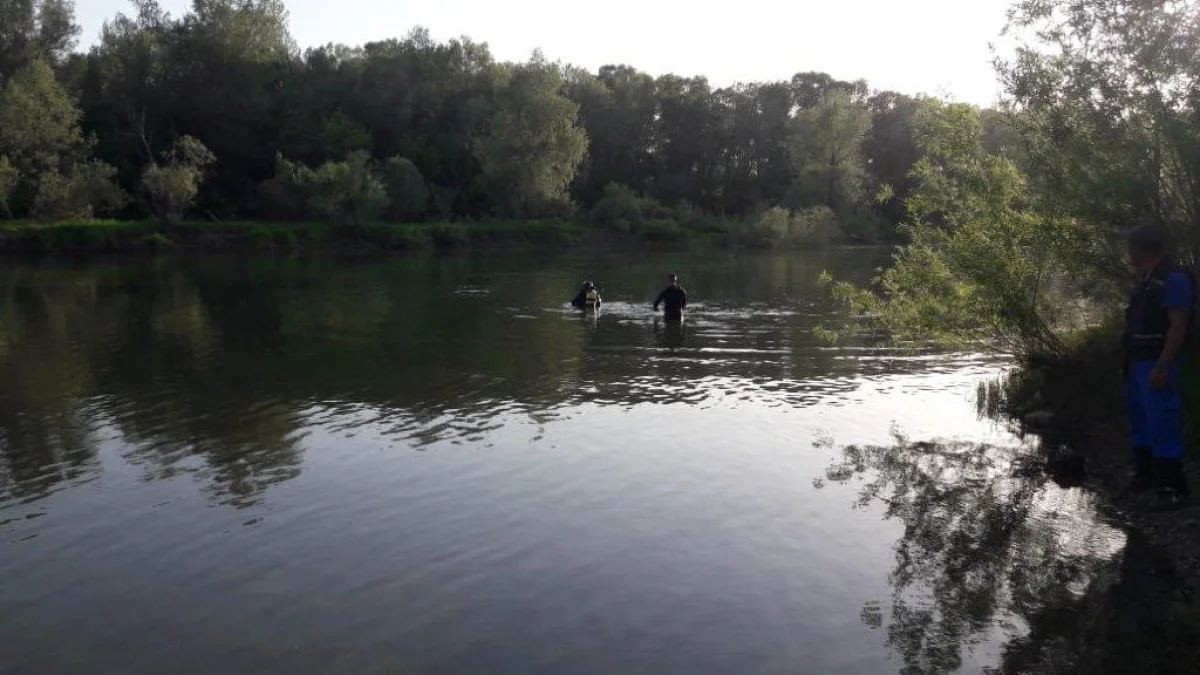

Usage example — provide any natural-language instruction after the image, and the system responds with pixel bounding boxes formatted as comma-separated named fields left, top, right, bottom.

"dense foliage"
left=829, top=0, right=1200, bottom=360
left=0, top=0, right=1022, bottom=240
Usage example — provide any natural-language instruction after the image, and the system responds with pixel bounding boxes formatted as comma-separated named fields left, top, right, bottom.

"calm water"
left=0, top=250, right=1126, bottom=674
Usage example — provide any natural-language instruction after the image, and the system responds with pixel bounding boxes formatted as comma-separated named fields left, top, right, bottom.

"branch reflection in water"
left=816, top=431, right=1200, bottom=674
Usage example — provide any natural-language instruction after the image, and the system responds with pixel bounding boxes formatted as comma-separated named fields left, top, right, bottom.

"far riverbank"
left=0, top=218, right=880, bottom=256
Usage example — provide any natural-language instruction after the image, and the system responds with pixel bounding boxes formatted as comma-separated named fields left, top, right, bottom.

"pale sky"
left=78, top=0, right=1013, bottom=105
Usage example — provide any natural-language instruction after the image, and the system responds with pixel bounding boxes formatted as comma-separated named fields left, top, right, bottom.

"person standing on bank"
left=654, top=273, right=688, bottom=321
left=1123, top=225, right=1193, bottom=509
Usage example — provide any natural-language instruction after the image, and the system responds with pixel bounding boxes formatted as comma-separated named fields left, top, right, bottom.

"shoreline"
left=994, top=341, right=1200, bottom=577
left=989, top=341, right=1200, bottom=667
left=0, top=220, right=876, bottom=256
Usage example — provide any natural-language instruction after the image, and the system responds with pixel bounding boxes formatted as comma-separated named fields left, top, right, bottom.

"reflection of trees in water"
left=820, top=437, right=1112, bottom=674
left=0, top=270, right=106, bottom=501
left=0, top=250, right=936, bottom=506
left=817, top=435, right=1200, bottom=675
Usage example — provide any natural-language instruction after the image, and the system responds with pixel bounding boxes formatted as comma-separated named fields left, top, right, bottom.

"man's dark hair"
left=668, top=273, right=678, bottom=281
left=1126, top=225, right=1168, bottom=255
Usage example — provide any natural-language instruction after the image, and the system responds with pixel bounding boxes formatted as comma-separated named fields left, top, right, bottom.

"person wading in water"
left=1122, top=225, right=1194, bottom=510
left=653, top=273, right=688, bottom=321
left=571, top=281, right=601, bottom=311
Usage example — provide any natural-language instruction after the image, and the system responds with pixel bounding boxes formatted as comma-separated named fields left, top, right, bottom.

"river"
left=0, top=250, right=1131, bottom=674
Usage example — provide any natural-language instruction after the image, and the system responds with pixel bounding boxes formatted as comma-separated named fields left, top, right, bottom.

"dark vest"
left=1124, top=263, right=1193, bottom=360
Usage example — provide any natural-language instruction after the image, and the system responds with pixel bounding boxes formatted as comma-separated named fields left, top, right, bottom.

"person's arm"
left=654, top=289, right=664, bottom=310
left=1152, top=310, right=1188, bottom=388
left=680, top=288, right=687, bottom=308
left=1151, top=272, right=1192, bottom=388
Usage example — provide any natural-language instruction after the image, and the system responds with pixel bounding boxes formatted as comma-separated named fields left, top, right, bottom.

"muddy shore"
left=985, top=347, right=1200, bottom=672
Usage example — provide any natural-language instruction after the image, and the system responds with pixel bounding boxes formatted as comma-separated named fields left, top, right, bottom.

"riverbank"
left=0, top=219, right=598, bottom=254
left=984, top=330, right=1200, bottom=669
left=0, top=218, right=868, bottom=255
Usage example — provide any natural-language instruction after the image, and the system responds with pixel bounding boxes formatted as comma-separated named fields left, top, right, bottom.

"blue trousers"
left=1124, top=359, right=1184, bottom=460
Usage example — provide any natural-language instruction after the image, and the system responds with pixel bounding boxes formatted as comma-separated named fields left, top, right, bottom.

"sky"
left=77, top=0, right=1014, bottom=105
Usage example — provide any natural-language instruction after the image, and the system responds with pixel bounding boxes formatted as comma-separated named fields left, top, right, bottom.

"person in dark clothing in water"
left=571, top=281, right=601, bottom=310
left=653, top=273, right=687, bottom=321
left=1122, top=225, right=1193, bottom=510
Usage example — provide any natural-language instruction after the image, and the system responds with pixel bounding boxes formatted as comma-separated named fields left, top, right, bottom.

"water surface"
left=0, top=250, right=1124, bottom=674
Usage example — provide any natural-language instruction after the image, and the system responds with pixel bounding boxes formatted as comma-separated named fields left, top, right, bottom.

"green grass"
left=0, top=215, right=860, bottom=255
left=0, top=219, right=591, bottom=253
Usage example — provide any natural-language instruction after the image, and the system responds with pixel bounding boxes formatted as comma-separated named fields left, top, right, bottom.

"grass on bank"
left=0, top=219, right=595, bottom=253
left=988, top=318, right=1200, bottom=450
left=0, top=205, right=872, bottom=254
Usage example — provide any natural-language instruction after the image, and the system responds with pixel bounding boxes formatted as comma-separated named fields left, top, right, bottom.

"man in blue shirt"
left=1122, top=225, right=1193, bottom=509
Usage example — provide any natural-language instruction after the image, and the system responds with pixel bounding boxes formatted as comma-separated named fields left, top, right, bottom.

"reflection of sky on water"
left=0, top=252, right=1144, bottom=674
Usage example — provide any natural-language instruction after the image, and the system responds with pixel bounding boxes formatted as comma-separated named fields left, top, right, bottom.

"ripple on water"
left=0, top=252, right=1117, bottom=675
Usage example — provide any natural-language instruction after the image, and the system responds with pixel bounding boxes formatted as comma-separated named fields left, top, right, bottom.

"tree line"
left=0, top=0, right=1018, bottom=241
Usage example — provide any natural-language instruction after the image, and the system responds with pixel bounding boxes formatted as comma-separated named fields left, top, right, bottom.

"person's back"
left=654, top=273, right=687, bottom=320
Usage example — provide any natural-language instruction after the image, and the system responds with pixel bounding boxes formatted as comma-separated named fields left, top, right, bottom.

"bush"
left=792, top=206, right=841, bottom=244
left=825, top=102, right=1082, bottom=360
left=361, top=223, right=430, bottom=249
left=143, top=136, right=215, bottom=226
left=672, top=200, right=702, bottom=228
left=246, top=225, right=282, bottom=249
left=741, top=206, right=839, bottom=249
left=140, top=232, right=175, bottom=250
left=72, top=161, right=127, bottom=216
left=381, top=156, right=429, bottom=221
left=673, top=201, right=737, bottom=236
left=31, top=161, right=126, bottom=221
left=516, top=220, right=584, bottom=246
left=640, top=218, right=686, bottom=243
left=430, top=184, right=457, bottom=219
left=258, top=154, right=318, bottom=221
left=428, top=222, right=469, bottom=249
left=590, top=183, right=644, bottom=231
left=838, top=209, right=891, bottom=240
left=311, top=151, right=388, bottom=228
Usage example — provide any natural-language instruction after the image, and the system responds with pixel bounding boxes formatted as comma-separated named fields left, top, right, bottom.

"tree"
left=58, top=11, right=972, bottom=233
left=142, top=135, right=215, bottom=225
left=0, top=59, right=86, bottom=176
left=790, top=90, right=870, bottom=213
left=999, top=0, right=1200, bottom=283
left=477, top=54, right=588, bottom=216
left=311, top=150, right=387, bottom=227
left=187, top=0, right=294, bottom=63
left=828, top=101, right=1080, bottom=359
left=864, top=91, right=923, bottom=226
left=257, top=153, right=316, bottom=221
left=742, top=205, right=840, bottom=249
left=0, top=59, right=122, bottom=218
left=32, top=160, right=126, bottom=220
left=316, top=111, right=371, bottom=162
left=0, top=155, right=16, bottom=215
left=381, top=156, right=428, bottom=222
left=589, top=182, right=644, bottom=232
left=565, top=65, right=658, bottom=205
left=81, top=0, right=172, bottom=196
left=346, top=31, right=498, bottom=216
left=653, top=74, right=723, bottom=210
left=0, top=0, right=79, bottom=79
left=790, top=71, right=867, bottom=110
